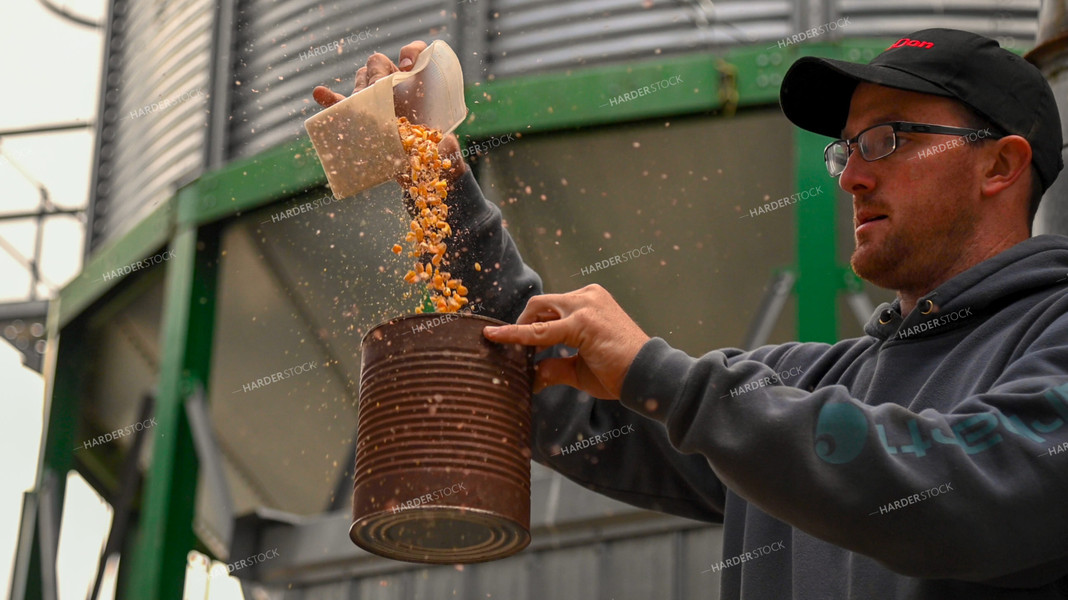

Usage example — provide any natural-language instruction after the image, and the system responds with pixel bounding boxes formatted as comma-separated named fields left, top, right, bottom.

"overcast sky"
left=1, top=0, right=116, bottom=597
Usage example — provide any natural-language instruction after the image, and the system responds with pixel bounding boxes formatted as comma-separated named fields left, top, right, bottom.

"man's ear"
left=979, top=134, right=1032, bottom=198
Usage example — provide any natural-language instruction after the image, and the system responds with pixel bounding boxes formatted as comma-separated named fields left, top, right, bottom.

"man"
left=315, top=29, right=1068, bottom=598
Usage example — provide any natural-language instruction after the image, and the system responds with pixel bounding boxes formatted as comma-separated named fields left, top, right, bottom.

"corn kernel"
left=395, top=118, right=469, bottom=312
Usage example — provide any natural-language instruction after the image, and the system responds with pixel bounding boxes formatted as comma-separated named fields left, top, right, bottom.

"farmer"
left=315, top=28, right=1067, bottom=598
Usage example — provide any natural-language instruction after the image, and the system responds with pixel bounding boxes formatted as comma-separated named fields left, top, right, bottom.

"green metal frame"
left=121, top=220, right=220, bottom=598
left=19, top=38, right=910, bottom=600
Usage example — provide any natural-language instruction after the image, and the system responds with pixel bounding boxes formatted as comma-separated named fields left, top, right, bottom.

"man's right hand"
left=311, top=40, right=467, bottom=185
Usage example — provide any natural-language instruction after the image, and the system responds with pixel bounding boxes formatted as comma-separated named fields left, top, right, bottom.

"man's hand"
left=311, top=40, right=467, bottom=183
left=483, top=284, right=651, bottom=399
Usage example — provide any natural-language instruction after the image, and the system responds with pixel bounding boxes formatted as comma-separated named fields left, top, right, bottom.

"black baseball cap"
left=779, top=28, right=1064, bottom=191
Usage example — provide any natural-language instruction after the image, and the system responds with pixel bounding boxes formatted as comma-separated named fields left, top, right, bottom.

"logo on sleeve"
left=815, top=402, right=869, bottom=464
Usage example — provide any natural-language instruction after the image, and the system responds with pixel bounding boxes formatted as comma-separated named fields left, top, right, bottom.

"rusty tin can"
left=351, top=313, right=533, bottom=563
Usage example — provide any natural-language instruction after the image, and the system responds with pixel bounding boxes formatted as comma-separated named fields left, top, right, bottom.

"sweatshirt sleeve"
left=444, top=170, right=727, bottom=522
left=619, top=329, right=1068, bottom=585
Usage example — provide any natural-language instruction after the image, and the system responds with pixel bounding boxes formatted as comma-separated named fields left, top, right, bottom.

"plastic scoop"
left=305, top=40, right=468, bottom=199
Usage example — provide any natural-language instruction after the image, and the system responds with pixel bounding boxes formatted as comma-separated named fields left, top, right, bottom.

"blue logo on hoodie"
left=815, top=402, right=869, bottom=464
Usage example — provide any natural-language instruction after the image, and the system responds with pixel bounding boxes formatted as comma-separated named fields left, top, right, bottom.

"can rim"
left=361, top=312, right=509, bottom=346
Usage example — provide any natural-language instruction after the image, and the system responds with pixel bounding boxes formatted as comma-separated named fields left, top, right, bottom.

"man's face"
left=839, top=83, right=988, bottom=293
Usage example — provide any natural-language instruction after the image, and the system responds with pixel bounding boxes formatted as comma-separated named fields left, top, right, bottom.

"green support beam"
left=9, top=315, right=85, bottom=600
left=793, top=128, right=845, bottom=342
left=122, top=223, right=220, bottom=599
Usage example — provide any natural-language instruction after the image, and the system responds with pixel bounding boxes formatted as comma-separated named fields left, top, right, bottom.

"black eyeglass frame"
left=823, top=121, right=1001, bottom=177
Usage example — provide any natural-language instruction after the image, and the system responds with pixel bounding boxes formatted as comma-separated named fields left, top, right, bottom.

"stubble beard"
left=850, top=213, right=979, bottom=294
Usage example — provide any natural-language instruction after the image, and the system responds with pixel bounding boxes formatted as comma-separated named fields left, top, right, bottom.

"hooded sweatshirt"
left=443, top=169, right=1068, bottom=599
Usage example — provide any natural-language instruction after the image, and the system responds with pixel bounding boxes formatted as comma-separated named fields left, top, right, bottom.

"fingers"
left=483, top=319, right=570, bottom=348
left=312, top=86, right=347, bottom=107
left=398, top=40, right=428, bottom=70
left=482, top=290, right=583, bottom=347
left=534, top=356, right=615, bottom=398
left=365, top=53, right=398, bottom=87
left=314, top=40, right=430, bottom=108
left=533, top=357, right=576, bottom=394
left=354, top=66, right=369, bottom=92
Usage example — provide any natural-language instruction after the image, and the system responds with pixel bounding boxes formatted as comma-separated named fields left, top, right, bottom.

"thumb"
left=312, top=86, right=347, bottom=107
left=535, top=357, right=615, bottom=399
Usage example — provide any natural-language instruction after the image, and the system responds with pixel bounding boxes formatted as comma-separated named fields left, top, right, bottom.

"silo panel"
left=89, top=0, right=213, bottom=251
left=228, top=0, right=454, bottom=159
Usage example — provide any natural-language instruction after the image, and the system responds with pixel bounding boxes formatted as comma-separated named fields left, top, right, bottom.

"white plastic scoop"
left=305, top=40, right=468, bottom=199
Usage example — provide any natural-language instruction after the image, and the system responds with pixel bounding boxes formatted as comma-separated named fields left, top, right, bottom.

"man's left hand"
left=483, top=284, right=650, bottom=399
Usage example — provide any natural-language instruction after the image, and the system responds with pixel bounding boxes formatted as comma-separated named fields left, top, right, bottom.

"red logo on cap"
left=889, top=38, right=934, bottom=49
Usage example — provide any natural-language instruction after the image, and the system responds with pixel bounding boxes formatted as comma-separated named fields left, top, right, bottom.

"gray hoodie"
left=445, top=169, right=1068, bottom=599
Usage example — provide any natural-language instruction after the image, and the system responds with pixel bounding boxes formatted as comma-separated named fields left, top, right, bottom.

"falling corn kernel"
left=391, top=244, right=403, bottom=254
left=395, top=117, right=469, bottom=312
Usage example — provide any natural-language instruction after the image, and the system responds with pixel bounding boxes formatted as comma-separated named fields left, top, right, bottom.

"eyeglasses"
left=824, top=121, right=997, bottom=177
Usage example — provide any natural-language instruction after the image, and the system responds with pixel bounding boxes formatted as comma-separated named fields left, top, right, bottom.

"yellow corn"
left=396, top=116, right=469, bottom=312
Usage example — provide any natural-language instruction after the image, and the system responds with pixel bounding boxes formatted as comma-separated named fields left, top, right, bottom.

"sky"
left=0, top=0, right=225, bottom=598
left=0, top=3, right=261, bottom=595
left=0, top=0, right=107, bottom=593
